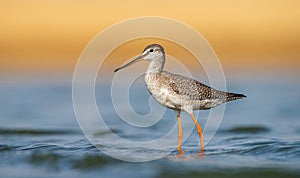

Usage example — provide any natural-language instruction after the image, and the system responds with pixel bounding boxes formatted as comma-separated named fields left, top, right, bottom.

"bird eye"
left=149, top=49, right=154, bottom=52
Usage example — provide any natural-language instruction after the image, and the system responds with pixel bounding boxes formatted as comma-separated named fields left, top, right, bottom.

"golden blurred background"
left=0, top=0, right=299, bottom=82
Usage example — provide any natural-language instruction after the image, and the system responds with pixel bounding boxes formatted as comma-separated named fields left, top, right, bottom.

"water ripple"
left=225, top=125, right=270, bottom=134
left=0, top=128, right=78, bottom=136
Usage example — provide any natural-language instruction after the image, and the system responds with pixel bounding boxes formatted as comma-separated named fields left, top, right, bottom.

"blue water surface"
left=0, top=77, right=300, bottom=177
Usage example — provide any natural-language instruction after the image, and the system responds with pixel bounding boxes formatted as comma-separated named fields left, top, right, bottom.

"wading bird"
left=114, top=44, right=246, bottom=152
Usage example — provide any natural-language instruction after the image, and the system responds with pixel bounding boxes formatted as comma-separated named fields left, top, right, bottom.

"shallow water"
left=0, top=78, right=300, bottom=177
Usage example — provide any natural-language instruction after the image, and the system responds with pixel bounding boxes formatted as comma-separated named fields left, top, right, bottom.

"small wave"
left=0, top=144, right=18, bottom=152
left=225, top=125, right=270, bottom=134
left=0, top=128, right=78, bottom=136
left=26, top=152, right=116, bottom=170
left=212, top=136, right=300, bottom=159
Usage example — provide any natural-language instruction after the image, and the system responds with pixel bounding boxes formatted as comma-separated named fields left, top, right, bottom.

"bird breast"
left=145, top=73, right=183, bottom=110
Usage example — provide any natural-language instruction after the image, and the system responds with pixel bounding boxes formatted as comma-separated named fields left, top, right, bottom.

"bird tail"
left=225, top=92, right=246, bottom=102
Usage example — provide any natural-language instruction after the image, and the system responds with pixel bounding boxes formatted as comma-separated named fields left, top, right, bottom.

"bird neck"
left=146, top=56, right=165, bottom=74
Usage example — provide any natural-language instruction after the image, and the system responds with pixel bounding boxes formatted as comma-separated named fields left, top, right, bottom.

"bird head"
left=114, top=44, right=165, bottom=72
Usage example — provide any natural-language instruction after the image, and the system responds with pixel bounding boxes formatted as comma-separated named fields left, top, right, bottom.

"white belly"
left=149, top=85, right=183, bottom=110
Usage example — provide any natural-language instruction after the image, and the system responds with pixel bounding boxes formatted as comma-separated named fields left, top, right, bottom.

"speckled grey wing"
left=162, top=71, right=245, bottom=102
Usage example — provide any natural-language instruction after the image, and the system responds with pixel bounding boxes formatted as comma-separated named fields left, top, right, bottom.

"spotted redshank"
left=114, top=44, right=246, bottom=153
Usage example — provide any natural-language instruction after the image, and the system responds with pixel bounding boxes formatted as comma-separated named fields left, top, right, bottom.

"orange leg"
left=190, top=113, right=205, bottom=152
left=177, top=114, right=183, bottom=151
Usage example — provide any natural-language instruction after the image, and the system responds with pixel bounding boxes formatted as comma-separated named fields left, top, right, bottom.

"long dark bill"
left=114, top=54, right=145, bottom=72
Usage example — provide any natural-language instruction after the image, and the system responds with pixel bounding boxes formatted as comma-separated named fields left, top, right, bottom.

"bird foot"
left=176, top=149, right=184, bottom=157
